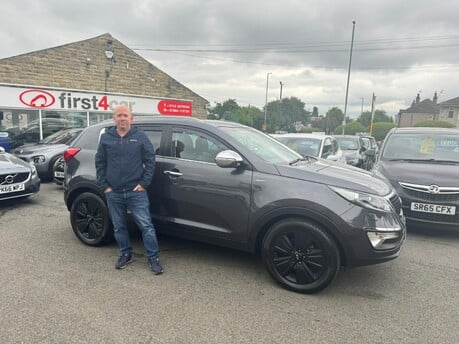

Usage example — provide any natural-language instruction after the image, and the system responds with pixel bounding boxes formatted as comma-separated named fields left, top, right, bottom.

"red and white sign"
left=157, top=100, right=192, bottom=116
left=0, top=84, right=193, bottom=116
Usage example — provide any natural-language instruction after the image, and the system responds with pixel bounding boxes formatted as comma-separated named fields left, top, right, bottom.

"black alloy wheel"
left=262, top=218, right=340, bottom=293
left=70, top=192, right=113, bottom=246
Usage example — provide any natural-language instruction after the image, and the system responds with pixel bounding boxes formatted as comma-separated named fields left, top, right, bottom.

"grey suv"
left=63, top=116, right=406, bottom=293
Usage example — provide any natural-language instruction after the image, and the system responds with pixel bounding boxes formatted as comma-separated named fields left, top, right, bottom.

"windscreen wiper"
left=289, top=157, right=311, bottom=165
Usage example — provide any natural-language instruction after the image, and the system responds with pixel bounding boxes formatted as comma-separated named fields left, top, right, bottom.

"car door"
left=155, top=125, right=253, bottom=243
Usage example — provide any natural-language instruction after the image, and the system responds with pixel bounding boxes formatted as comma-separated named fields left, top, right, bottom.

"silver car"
left=12, top=128, right=83, bottom=181
left=271, top=133, right=346, bottom=164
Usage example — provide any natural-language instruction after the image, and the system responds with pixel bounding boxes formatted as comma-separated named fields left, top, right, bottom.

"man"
left=95, top=105, right=163, bottom=274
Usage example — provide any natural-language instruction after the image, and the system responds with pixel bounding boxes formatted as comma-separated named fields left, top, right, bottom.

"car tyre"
left=70, top=192, right=113, bottom=246
left=262, top=218, right=340, bottom=293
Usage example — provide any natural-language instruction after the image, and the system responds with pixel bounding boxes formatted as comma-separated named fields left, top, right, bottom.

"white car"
left=271, top=133, right=346, bottom=164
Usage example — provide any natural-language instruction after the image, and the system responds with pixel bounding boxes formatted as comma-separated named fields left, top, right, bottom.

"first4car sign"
left=0, top=84, right=193, bottom=116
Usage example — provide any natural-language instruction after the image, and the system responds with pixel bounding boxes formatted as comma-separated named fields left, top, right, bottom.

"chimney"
left=416, top=93, right=420, bottom=104
left=433, top=92, right=438, bottom=104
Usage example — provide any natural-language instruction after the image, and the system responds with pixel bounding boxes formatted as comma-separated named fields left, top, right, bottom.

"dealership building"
left=0, top=33, right=208, bottom=145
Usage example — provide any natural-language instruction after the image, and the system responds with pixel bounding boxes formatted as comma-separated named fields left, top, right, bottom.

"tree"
left=312, top=107, right=344, bottom=134
left=356, top=110, right=393, bottom=128
left=265, top=96, right=310, bottom=133
left=414, top=120, right=456, bottom=128
left=334, top=121, right=366, bottom=135
left=312, top=106, right=319, bottom=117
left=371, top=122, right=397, bottom=141
left=208, top=99, right=240, bottom=120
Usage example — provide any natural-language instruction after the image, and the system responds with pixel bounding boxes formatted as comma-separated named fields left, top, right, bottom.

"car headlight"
left=329, top=186, right=393, bottom=213
left=33, top=155, right=46, bottom=163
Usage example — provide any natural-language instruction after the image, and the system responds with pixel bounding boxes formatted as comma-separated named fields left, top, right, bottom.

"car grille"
left=399, top=182, right=459, bottom=202
left=389, top=193, right=402, bottom=214
left=0, top=172, right=30, bottom=184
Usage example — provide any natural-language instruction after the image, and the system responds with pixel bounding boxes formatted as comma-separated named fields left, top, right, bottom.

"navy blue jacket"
left=95, top=126, right=155, bottom=192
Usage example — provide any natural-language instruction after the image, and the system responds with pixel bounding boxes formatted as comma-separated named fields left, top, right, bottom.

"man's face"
left=113, top=107, right=133, bottom=131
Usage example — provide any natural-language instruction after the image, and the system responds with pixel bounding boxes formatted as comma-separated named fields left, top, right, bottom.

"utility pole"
left=279, top=81, right=283, bottom=100
left=369, top=93, right=376, bottom=136
left=342, top=20, right=356, bottom=135
left=263, top=72, right=272, bottom=132
left=360, top=97, right=364, bottom=116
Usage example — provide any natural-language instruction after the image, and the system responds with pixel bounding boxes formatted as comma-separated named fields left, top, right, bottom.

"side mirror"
left=215, top=150, right=243, bottom=168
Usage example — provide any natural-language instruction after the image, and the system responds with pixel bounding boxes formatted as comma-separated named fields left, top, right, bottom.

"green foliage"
left=265, top=97, right=310, bottom=133
left=371, top=122, right=397, bottom=141
left=333, top=121, right=366, bottom=135
left=413, top=120, right=456, bottom=128
left=356, top=110, right=393, bottom=127
left=312, top=107, right=344, bottom=134
left=208, top=99, right=240, bottom=120
left=312, top=106, right=319, bottom=117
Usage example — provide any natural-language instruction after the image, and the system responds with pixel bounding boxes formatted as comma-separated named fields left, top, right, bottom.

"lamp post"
left=342, top=20, right=356, bottom=135
left=263, top=72, right=272, bottom=132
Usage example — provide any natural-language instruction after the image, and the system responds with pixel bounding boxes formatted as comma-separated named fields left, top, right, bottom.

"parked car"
left=0, top=146, right=40, bottom=201
left=271, top=133, right=346, bottom=164
left=335, top=135, right=367, bottom=168
left=52, top=156, right=65, bottom=185
left=358, top=135, right=379, bottom=170
left=12, top=128, right=83, bottom=181
left=373, top=127, right=459, bottom=231
left=63, top=117, right=405, bottom=293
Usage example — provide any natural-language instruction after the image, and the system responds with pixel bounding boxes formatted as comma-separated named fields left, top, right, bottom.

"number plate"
left=54, top=171, right=64, bottom=178
left=411, top=202, right=456, bottom=215
left=0, top=183, right=25, bottom=194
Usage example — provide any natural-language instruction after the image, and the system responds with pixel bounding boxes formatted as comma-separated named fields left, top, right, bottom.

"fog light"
left=367, top=232, right=399, bottom=249
left=33, top=155, right=46, bottom=163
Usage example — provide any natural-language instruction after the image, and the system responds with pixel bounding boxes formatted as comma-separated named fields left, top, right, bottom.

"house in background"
left=438, top=97, right=459, bottom=127
left=396, top=93, right=440, bottom=127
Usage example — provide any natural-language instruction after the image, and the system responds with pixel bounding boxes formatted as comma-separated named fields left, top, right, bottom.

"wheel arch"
left=252, top=207, right=349, bottom=266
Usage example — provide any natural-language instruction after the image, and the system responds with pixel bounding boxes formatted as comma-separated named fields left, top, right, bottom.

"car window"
left=382, top=133, right=459, bottom=162
left=276, top=137, right=321, bottom=157
left=143, top=129, right=163, bottom=156
left=170, top=129, right=229, bottom=163
left=322, top=138, right=332, bottom=158
left=337, top=137, right=359, bottom=150
left=332, top=138, right=339, bottom=153
left=219, top=126, right=300, bottom=164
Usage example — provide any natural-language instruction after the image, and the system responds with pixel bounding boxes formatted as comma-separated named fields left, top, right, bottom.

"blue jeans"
left=105, top=190, right=159, bottom=259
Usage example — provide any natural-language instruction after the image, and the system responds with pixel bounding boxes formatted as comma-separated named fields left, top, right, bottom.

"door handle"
left=163, top=170, right=183, bottom=177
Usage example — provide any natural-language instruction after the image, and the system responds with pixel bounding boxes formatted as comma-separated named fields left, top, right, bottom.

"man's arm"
left=139, top=131, right=156, bottom=188
left=95, top=137, right=110, bottom=191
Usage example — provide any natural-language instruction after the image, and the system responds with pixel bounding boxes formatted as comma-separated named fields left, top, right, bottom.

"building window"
left=449, top=109, right=454, bottom=119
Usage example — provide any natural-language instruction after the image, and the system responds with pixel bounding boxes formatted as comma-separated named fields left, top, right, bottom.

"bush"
left=371, top=122, right=397, bottom=141
left=333, top=121, right=366, bottom=135
left=413, top=120, right=456, bottom=128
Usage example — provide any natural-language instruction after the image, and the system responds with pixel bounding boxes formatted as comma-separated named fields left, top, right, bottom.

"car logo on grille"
left=5, top=175, right=15, bottom=184
left=428, top=185, right=440, bottom=194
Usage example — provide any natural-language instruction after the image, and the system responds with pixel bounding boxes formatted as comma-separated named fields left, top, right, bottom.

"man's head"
left=113, top=104, right=133, bottom=133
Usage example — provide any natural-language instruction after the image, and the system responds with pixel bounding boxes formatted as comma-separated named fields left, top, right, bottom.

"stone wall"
left=0, top=33, right=208, bottom=118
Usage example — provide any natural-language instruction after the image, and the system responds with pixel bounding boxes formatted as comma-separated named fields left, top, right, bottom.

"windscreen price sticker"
left=411, top=202, right=456, bottom=215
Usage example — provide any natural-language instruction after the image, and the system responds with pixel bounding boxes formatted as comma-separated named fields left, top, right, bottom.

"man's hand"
left=133, top=184, right=145, bottom=192
left=104, top=187, right=112, bottom=193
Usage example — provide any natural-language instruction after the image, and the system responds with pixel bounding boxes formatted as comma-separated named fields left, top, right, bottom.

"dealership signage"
left=0, top=84, right=193, bottom=116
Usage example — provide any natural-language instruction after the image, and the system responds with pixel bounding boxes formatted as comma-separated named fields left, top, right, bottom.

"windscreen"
left=382, top=133, right=459, bottom=163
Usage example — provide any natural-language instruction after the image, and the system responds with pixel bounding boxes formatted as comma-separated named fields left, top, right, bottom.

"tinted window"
left=170, top=129, right=229, bottom=163
left=382, top=133, right=459, bottom=162
left=220, top=126, right=300, bottom=164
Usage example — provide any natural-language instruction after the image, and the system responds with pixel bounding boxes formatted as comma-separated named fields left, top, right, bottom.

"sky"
left=1, top=0, right=459, bottom=119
